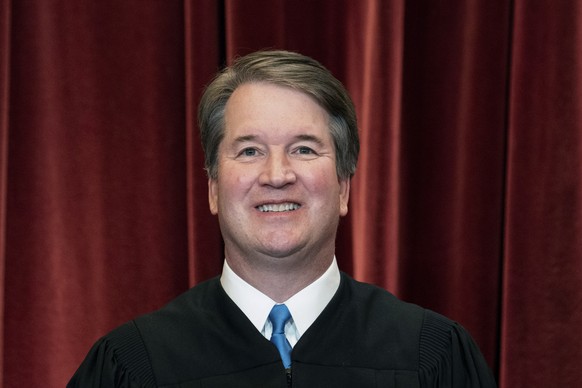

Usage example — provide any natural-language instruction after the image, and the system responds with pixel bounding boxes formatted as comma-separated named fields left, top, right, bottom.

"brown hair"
left=198, top=50, right=359, bottom=180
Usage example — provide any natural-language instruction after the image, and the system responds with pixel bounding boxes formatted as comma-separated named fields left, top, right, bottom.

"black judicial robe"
left=68, top=273, right=497, bottom=387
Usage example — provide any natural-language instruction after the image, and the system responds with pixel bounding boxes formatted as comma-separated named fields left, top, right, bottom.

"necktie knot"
left=269, top=304, right=293, bottom=368
left=269, top=304, right=291, bottom=333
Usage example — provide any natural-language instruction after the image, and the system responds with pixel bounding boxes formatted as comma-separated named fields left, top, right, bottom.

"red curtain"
left=1, top=1, right=581, bottom=386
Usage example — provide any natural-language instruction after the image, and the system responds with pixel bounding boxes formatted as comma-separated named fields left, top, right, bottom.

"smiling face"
left=208, top=82, right=350, bottom=270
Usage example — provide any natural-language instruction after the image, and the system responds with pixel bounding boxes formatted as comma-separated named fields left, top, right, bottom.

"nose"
left=258, top=151, right=296, bottom=187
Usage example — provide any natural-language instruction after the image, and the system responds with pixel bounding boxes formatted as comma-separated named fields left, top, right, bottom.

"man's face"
left=208, top=82, right=350, bottom=264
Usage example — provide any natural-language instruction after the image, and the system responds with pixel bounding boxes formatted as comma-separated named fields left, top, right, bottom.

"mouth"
left=256, top=202, right=301, bottom=213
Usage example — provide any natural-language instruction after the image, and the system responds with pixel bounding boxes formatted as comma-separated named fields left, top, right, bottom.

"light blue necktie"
left=269, top=304, right=293, bottom=368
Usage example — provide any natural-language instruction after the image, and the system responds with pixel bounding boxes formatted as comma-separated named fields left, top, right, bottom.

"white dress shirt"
left=220, top=258, right=341, bottom=347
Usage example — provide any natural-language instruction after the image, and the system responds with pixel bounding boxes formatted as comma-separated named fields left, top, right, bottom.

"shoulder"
left=417, top=309, right=497, bottom=386
left=340, top=272, right=426, bottom=327
left=341, top=272, right=460, bottom=325
left=69, top=277, right=224, bottom=387
left=340, top=273, right=472, bottom=348
left=338, top=274, right=496, bottom=386
left=135, top=276, right=223, bottom=327
left=68, top=320, right=157, bottom=387
left=131, top=276, right=233, bottom=353
left=306, top=274, right=429, bottom=370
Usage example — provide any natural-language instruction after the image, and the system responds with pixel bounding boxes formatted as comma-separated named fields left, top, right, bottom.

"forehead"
left=223, top=82, right=331, bottom=139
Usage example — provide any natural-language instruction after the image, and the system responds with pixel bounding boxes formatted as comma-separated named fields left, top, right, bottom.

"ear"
left=208, top=178, right=218, bottom=215
left=339, top=178, right=350, bottom=217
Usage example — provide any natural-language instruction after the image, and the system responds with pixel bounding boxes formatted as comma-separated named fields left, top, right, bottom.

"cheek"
left=218, top=169, right=255, bottom=200
left=304, top=167, right=341, bottom=197
left=303, top=164, right=349, bottom=214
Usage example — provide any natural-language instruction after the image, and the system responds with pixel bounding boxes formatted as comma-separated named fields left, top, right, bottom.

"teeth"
left=257, top=203, right=300, bottom=212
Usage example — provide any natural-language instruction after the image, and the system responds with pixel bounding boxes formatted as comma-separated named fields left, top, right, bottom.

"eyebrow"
left=232, top=134, right=325, bottom=146
left=294, top=134, right=325, bottom=146
left=233, top=135, right=258, bottom=144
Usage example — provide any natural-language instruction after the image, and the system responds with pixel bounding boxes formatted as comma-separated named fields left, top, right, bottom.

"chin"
left=258, top=242, right=303, bottom=259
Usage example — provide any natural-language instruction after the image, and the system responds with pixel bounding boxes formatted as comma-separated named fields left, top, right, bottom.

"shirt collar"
left=220, top=258, right=340, bottom=338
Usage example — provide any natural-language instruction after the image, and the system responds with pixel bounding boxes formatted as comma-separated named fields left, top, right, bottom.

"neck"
left=225, top=250, right=334, bottom=302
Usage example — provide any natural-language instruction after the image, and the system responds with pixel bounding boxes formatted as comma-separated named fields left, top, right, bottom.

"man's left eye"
left=296, top=146, right=315, bottom=155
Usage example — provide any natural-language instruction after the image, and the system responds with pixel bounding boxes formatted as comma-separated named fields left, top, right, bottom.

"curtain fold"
left=500, top=1, right=582, bottom=385
left=184, top=0, right=223, bottom=286
left=343, top=0, right=405, bottom=298
left=1, top=0, right=581, bottom=386
left=396, top=0, right=511, bottom=368
left=0, top=0, right=12, bottom=383
left=4, top=1, right=190, bottom=386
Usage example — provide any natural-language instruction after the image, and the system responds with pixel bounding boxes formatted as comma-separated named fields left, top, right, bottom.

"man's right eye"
left=240, top=148, right=257, bottom=157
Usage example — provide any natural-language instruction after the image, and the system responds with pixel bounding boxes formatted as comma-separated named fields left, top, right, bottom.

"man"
left=69, top=50, right=496, bottom=387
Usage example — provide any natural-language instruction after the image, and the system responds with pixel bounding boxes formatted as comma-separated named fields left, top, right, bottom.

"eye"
left=239, top=147, right=259, bottom=157
left=296, top=146, right=316, bottom=155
